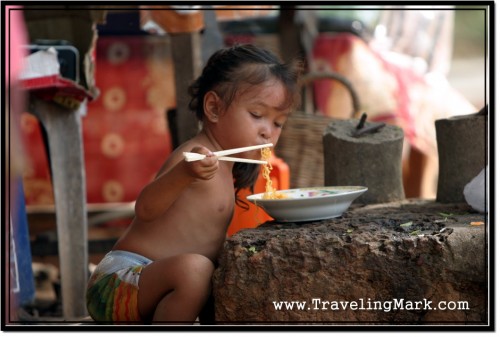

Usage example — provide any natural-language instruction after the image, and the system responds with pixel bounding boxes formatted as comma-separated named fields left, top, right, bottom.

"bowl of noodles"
left=251, top=148, right=367, bottom=222
left=247, top=186, right=367, bottom=222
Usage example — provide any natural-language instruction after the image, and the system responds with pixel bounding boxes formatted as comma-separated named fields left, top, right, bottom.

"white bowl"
left=247, top=186, right=367, bottom=222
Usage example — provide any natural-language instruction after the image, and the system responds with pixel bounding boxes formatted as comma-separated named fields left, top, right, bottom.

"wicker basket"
left=275, top=71, right=360, bottom=188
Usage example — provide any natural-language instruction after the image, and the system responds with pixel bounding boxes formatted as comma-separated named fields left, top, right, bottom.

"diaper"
left=86, top=250, right=152, bottom=322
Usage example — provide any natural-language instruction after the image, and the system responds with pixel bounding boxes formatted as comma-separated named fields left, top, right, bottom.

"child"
left=86, top=44, right=303, bottom=324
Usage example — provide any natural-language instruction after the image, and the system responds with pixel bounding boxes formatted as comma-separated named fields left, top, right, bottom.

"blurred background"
left=7, top=4, right=489, bottom=321
left=19, top=5, right=486, bottom=206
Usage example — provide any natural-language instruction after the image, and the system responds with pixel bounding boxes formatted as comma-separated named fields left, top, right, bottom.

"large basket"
left=275, top=71, right=360, bottom=188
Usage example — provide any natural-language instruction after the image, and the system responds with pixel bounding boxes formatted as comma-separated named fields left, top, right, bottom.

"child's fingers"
left=191, top=162, right=218, bottom=180
left=186, top=146, right=222, bottom=179
left=200, top=153, right=217, bottom=166
left=190, top=146, right=212, bottom=156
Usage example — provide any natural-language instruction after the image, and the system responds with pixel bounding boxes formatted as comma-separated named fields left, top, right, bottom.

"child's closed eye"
left=250, top=111, right=262, bottom=119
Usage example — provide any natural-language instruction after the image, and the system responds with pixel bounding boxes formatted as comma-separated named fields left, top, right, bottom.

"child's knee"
left=188, top=254, right=214, bottom=275
left=178, top=254, right=214, bottom=288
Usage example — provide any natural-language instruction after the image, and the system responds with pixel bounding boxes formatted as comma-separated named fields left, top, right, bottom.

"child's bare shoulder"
left=156, top=139, right=204, bottom=175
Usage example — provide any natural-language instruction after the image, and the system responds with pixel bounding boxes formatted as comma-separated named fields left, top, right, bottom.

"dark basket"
left=275, top=71, right=361, bottom=188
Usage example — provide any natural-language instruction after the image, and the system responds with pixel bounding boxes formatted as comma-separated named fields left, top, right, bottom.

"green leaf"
left=439, top=212, right=454, bottom=217
left=400, top=221, right=413, bottom=228
left=410, top=230, right=421, bottom=236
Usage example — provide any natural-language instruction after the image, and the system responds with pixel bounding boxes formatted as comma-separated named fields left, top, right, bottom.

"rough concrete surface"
left=213, top=200, right=487, bottom=324
left=323, top=119, right=405, bottom=204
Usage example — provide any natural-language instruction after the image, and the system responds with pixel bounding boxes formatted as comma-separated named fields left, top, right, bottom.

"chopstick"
left=217, top=157, right=268, bottom=165
left=183, top=143, right=273, bottom=164
left=183, top=154, right=267, bottom=165
left=210, top=143, right=273, bottom=157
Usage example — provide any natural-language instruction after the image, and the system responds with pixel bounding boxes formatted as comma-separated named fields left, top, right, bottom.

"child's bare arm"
left=134, top=146, right=218, bottom=222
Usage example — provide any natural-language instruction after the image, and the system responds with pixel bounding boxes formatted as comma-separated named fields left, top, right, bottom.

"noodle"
left=261, top=147, right=287, bottom=200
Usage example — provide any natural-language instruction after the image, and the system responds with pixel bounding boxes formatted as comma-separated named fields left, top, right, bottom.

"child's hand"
left=185, top=146, right=219, bottom=180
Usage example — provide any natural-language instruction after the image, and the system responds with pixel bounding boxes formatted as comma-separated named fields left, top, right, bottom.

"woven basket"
left=275, top=71, right=360, bottom=188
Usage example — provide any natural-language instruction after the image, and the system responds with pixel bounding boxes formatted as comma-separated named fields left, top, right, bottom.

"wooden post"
left=170, top=32, right=202, bottom=145
left=278, top=7, right=302, bottom=60
left=29, top=98, right=88, bottom=319
left=201, top=8, right=224, bottom=64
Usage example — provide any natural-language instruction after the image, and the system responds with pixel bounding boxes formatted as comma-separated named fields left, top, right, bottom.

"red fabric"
left=5, top=6, right=27, bottom=84
left=22, top=36, right=175, bottom=205
left=310, top=33, right=476, bottom=156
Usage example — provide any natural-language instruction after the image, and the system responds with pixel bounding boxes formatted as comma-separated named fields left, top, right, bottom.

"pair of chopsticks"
left=183, top=143, right=273, bottom=165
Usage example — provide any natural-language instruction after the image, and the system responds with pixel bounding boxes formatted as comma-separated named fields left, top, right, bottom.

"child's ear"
left=203, top=91, right=222, bottom=122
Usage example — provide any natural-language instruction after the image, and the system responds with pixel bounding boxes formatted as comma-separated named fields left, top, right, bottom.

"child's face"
left=211, top=79, right=290, bottom=159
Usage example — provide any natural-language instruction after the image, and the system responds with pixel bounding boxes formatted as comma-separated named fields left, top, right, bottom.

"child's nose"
left=260, top=124, right=272, bottom=140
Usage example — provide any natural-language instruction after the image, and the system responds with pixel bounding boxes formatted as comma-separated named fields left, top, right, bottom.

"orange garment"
left=227, top=153, right=289, bottom=236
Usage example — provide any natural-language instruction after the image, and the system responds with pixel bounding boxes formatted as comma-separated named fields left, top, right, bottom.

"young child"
left=86, top=44, right=303, bottom=324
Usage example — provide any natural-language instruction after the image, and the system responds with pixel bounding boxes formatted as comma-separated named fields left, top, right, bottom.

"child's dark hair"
left=188, top=44, right=303, bottom=207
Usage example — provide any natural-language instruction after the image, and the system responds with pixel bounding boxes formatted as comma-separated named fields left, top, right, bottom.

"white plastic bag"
left=463, top=166, right=487, bottom=213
